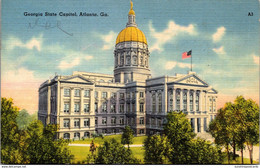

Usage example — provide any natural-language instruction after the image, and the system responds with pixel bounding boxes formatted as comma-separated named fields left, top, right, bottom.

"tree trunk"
left=232, top=140, right=236, bottom=160
left=241, top=148, right=244, bottom=164
left=226, top=143, right=230, bottom=164
left=248, top=144, right=253, bottom=164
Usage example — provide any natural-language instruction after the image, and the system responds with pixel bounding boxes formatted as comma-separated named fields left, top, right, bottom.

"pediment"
left=61, top=75, right=93, bottom=84
left=208, top=88, right=218, bottom=94
left=175, top=74, right=208, bottom=87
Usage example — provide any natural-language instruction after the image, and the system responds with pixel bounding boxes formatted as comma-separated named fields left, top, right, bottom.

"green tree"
left=209, top=107, right=232, bottom=163
left=143, top=134, right=171, bottom=164
left=164, top=111, right=196, bottom=164
left=1, top=98, right=29, bottom=164
left=189, top=138, right=224, bottom=164
left=26, top=121, right=74, bottom=164
left=95, top=138, right=140, bottom=164
left=121, top=126, right=134, bottom=148
left=16, top=109, right=32, bottom=130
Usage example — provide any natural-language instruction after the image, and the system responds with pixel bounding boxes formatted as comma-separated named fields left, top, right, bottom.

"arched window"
left=190, top=91, right=194, bottom=111
left=126, top=56, right=131, bottom=65
left=183, top=91, right=187, bottom=111
left=84, top=132, right=90, bottom=138
left=63, top=133, right=70, bottom=139
left=133, top=56, right=137, bottom=65
left=120, top=55, right=124, bottom=65
left=169, top=92, right=173, bottom=111
left=74, top=132, right=80, bottom=139
left=140, top=56, right=143, bottom=65
left=176, top=89, right=181, bottom=110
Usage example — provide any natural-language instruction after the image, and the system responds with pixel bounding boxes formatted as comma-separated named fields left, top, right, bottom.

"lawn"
left=69, top=146, right=144, bottom=164
left=70, top=134, right=147, bottom=145
left=223, top=156, right=259, bottom=164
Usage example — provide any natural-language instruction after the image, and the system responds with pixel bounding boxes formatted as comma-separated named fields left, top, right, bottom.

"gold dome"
left=116, top=27, right=147, bottom=45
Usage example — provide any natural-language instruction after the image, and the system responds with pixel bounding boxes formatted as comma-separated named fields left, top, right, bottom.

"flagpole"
left=191, top=51, right=192, bottom=71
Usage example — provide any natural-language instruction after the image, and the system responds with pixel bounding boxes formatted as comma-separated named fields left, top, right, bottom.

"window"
left=197, top=118, right=201, bottom=133
left=127, top=103, right=130, bottom=113
left=102, top=92, right=107, bottom=98
left=133, top=56, right=137, bottom=65
left=63, top=133, right=70, bottom=139
left=151, top=118, right=155, bottom=126
left=169, top=92, right=173, bottom=111
left=204, top=117, right=207, bottom=131
left=95, top=103, right=98, bottom=113
left=74, top=103, right=80, bottom=113
left=74, top=119, right=80, bottom=128
left=190, top=92, right=194, bottom=111
left=183, top=91, right=187, bottom=111
left=131, top=92, right=135, bottom=99
left=152, top=94, right=156, bottom=113
left=63, top=119, right=70, bottom=128
left=139, top=92, right=144, bottom=98
left=75, top=89, right=80, bottom=97
left=84, top=118, right=90, bottom=127
left=102, top=129, right=107, bottom=134
left=126, top=56, right=131, bottom=65
left=84, top=103, right=90, bottom=113
left=64, top=103, right=70, bottom=113
left=112, top=92, right=117, bottom=99
left=139, top=129, right=144, bottom=134
left=64, top=89, right=70, bottom=97
left=111, top=117, right=116, bottom=125
left=119, top=117, right=124, bottom=125
left=84, top=90, right=90, bottom=97
left=196, top=92, right=199, bottom=111
left=132, top=103, right=135, bottom=112
left=140, top=103, right=144, bottom=112
left=95, top=117, right=98, bottom=125
left=120, top=55, right=124, bottom=65
left=158, top=93, right=162, bottom=113
left=190, top=118, right=195, bottom=131
left=210, top=115, right=213, bottom=121
left=95, top=91, right=98, bottom=98
left=112, top=129, right=116, bottom=134
left=158, top=118, right=162, bottom=127
left=126, top=92, right=130, bottom=99
left=176, top=90, right=180, bottom=110
left=139, top=117, right=144, bottom=125
left=140, top=56, right=143, bottom=65
left=102, top=102, right=107, bottom=113
left=84, top=132, right=90, bottom=138
left=74, top=132, right=80, bottom=139
left=120, top=93, right=124, bottom=99
left=120, top=104, right=124, bottom=113
left=111, top=104, right=116, bottom=113
left=102, top=118, right=107, bottom=125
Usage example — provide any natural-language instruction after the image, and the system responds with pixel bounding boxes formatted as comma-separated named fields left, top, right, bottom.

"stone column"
left=60, top=87, right=64, bottom=114
left=194, top=117, right=197, bottom=133
left=187, top=90, right=190, bottom=112
left=135, top=91, right=139, bottom=113
left=201, top=117, right=204, bottom=133
left=70, top=88, right=74, bottom=114
left=116, top=92, right=119, bottom=114
left=163, top=84, right=167, bottom=114
left=180, top=89, right=183, bottom=111
left=199, top=91, right=203, bottom=112
left=155, top=91, right=158, bottom=114
left=172, top=88, right=175, bottom=111
left=47, top=86, right=51, bottom=124
left=193, top=91, right=196, bottom=112
left=205, top=91, right=207, bottom=113
left=80, top=88, right=84, bottom=115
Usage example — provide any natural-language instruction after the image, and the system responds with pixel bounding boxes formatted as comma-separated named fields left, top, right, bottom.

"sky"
left=1, top=0, right=259, bottom=114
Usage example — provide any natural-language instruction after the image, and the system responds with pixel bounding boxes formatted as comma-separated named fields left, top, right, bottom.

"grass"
left=68, top=146, right=90, bottom=164
left=70, top=134, right=147, bottom=145
left=131, top=147, right=145, bottom=163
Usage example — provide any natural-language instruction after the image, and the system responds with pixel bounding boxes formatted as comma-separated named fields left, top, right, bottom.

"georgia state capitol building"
left=38, top=2, right=218, bottom=139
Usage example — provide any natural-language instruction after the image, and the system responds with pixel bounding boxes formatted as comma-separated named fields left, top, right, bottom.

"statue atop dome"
left=129, top=0, right=135, bottom=15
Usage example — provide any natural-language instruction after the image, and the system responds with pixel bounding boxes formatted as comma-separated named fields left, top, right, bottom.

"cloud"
left=212, top=46, right=226, bottom=55
left=252, top=54, right=259, bottom=65
left=212, top=26, right=226, bottom=42
left=58, top=53, right=94, bottom=70
left=165, top=61, right=191, bottom=70
left=149, top=20, right=197, bottom=52
left=6, top=34, right=43, bottom=51
left=99, top=31, right=117, bottom=50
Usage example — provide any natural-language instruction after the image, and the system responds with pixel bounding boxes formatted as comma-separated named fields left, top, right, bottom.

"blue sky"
left=1, top=0, right=259, bottom=113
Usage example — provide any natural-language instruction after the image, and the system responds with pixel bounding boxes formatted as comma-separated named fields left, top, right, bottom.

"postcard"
left=1, top=0, right=259, bottom=166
